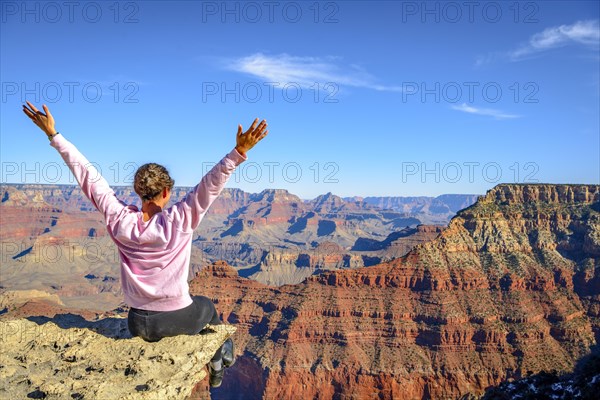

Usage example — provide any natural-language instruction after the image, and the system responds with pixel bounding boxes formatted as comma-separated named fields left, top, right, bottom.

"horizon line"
left=2, top=182, right=598, bottom=201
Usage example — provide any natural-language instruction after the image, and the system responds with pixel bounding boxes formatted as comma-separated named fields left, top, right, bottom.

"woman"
left=22, top=101, right=268, bottom=388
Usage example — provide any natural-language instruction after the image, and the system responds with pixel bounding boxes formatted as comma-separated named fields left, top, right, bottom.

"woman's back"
left=49, top=133, right=247, bottom=311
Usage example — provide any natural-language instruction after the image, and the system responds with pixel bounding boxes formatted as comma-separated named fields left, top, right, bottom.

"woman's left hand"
left=23, top=101, right=57, bottom=138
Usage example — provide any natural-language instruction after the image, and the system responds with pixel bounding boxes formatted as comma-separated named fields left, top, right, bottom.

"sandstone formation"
left=0, top=289, right=64, bottom=309
left=189, top=184, right=600, bottom=399
left=0, top=317, right=234, bottom=399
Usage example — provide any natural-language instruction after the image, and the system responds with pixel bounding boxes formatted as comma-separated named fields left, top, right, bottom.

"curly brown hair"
left=134, top=163, right=175, bottom=201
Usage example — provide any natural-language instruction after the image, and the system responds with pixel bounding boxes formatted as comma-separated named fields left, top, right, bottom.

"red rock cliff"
left=191, top=183, right=600, bottom=399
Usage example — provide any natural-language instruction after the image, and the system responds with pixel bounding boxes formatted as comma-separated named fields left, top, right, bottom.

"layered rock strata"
left=190, top=184, right=599, bottom=399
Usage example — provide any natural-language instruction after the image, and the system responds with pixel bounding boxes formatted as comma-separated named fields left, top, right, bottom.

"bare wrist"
left=235, top=146, right=247, bottom=156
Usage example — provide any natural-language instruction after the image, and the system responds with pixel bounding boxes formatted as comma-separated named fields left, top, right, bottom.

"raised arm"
left=22, top=102, right=125, bottom=223
left=173, top=118, right=268, bottom=231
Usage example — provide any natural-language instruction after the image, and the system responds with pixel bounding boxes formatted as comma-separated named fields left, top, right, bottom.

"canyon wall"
left=191, top=184, right=599, bottom=399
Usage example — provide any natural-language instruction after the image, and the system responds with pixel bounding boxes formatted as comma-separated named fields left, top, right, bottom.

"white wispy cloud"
left=510, top=20, right=599, bottom=60
left=476, top=20, right=599, bottom=65
left=225, top=53, right=403, bottom=92
left=451, top=103, right=520, bottom=120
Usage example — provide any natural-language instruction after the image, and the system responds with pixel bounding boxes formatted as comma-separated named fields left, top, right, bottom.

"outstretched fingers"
left=43, top=104, right=53, bottom=120
left=23, top=101, right=48, bottom=122
left=244, top=118, right=259, bottom=135
left=251, top=120, right=267, bottom=137
left=23, top=102, right=34, bottom=117
left=22, top=105, right=34, bottom=118
left=26, top=100, right=39, bottom=113
left=22, top=105, right=39, bottom=125
left=238, top=118, right=268, bottom=149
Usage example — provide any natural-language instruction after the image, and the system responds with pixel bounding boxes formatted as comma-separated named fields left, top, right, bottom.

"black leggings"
left=127, top=296, right=223, bottom=361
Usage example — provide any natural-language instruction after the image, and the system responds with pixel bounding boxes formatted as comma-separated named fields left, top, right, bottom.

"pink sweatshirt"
left=50, top=133, right=247, bottom=311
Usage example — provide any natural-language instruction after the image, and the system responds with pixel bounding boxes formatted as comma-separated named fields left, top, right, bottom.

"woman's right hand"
left=235, top=118, right=268, bottom=156
left=23, top=101, right=57, bottom=138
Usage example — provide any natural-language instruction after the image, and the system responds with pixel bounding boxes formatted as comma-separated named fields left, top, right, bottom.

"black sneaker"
left=222, top=338, right=236, bottom=368
left=208, top=363, right=224, bottom=388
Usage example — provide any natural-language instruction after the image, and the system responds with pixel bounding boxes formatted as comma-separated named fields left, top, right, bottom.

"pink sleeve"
left=50, top=134, right=125, bottom=223
left=171, top=148, right=247, bottom=232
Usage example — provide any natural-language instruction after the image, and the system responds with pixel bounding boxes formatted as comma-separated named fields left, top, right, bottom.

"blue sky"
left=1, top=0, right=598, bottom=199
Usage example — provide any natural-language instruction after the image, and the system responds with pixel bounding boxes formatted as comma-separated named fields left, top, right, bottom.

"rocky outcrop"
left=481, top=352, right=600, bottom=399
left=0, top=317, right=234, bottom=399
left=480, top=184, right=597, bottom=205
left=0, top=289, right=64, bottom=309
left=352, top=225, right=444, bottom=253
left=192, top=183, right=600, bottom=399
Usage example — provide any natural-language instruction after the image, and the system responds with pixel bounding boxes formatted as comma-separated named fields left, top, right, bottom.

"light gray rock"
left=0, top=318, right=235, bottom=399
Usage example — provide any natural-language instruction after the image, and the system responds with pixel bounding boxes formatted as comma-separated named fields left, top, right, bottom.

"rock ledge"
left=0, top=318, right=234, bottom=399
